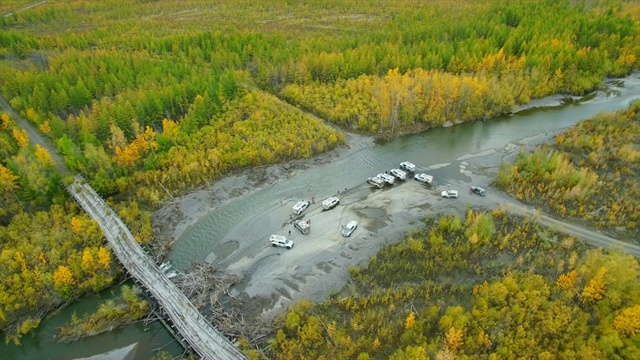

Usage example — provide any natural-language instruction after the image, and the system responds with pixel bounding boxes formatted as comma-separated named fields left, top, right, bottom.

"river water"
left=2, top=73, right=639, bottom=359
left=0, top=281, right=183, bottom=360
left=168, top=74, right=640, bottom=270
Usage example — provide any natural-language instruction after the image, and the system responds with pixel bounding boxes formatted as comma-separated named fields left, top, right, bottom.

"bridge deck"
left=68, top=176, right=246, bottom=360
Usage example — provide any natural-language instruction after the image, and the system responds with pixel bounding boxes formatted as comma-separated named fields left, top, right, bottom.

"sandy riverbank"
left=216, top=174, right=494, bottom=321
left=151, top=130, right=522, bottom=323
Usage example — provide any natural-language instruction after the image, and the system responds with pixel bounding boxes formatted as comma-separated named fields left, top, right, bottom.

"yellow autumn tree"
left=581, top=267, right=608, bottom=304
left=444, top=326, right=464, bottom=351
left=405, top=311, right=416, bottom=330
left=81, top=249, right=96, bottom=275
left=465, top=209, right=476, bottom=226
left=1, top=112, right=12, bottom=128
left=0, top=164, right=19, bottom=193
left=18, top=318, right=41, bottom=337
left=53, top=265, right=75, bottom=299
left=113, top=126, right=158, bottom=168
left=38, top=121, right=51, bottom=135
left=614, top=305, right=640, bottom=336
left=14, top=251, right=27, bottom=273
left=12, top=128, right=29, bottom=148
left=25, top=108, right=38, bottom=122
left=556, top=270, right=578, bottom=290
left=70, top=217, right=83, bottom=234
left=162, top=118, right=180, bottom=141
left=34, top=144, right=55, bottom=167
left=97, top=247, right=111, bottom=271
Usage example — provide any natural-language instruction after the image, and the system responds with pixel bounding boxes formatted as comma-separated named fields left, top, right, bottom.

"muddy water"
left=170, top=74, right=640, bottom=270
left=3, top=74, right=639, bottom=359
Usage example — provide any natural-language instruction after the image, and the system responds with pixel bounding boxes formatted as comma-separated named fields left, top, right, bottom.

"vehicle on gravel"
left=367, top=176, right=385, bottom=188
left=389, top=168, right=407, bottom=180
left=377, top=173, right=395, bottom=185
left=292, top=200, right=310, bottom=215
left=341, top=221, right=358, bottom=237
left=270, top=234, right=293, bottom=249
left=441, top=190, right=459, bottom=198
left=400, top=161, right=416, bottom=172
left=322, top=196, right=340, bottom=210
left=471, top=186, right=486, bottom=196
left=294, top=220, right=310, bottom=234
left=414, top=173, right=434, bottom=184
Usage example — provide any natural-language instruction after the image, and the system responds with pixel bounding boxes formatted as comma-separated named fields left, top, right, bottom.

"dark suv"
left=471, top=186, right=486, bottom=196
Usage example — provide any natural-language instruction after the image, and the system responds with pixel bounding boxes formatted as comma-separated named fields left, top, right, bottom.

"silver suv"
left=269, top=234, right=293, bottom=249
left=341, top=221, right=358, bottom=237
left=322, top=197, right=340, bottom=211
left=292, top=200, right=310, bottom=215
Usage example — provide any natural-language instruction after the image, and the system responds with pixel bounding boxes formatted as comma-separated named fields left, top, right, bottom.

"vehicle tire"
left=272, top=244, right=277, bottom=247
left=287, top=246, right=292, bottom=249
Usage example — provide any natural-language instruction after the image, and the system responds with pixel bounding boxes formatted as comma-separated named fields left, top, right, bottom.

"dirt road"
left=3, top=1, right=48, bottom=17
left=457, top=179, right=640, bottom=256
left=0, top=95, right=71, bottom=176
left=502, top=200, right=640, bottom=257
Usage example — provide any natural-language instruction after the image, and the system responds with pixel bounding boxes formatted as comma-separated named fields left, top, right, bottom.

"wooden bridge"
left=67, top=175, right=247, bottom=360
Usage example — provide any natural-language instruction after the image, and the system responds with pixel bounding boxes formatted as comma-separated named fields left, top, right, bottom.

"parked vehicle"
left=322, top=196, right=340, bottom=210
left=270, top=234, right=293, bottom=249
left=389, top=168, right=407, bottom=180
left=292, top=200, right=310, bottom=215
left=400, top=161, right=416, bottom=172
left=414, top=173, right=434, bottom=184
left=441, top=190, right=459, bottom=198
left=367, top=176, right=384, bottom=188
left=341, top=221, right=358, bottom=237
left=471, top=186, right=486, bottom=196
left=294, top=220, right=310, bottom=234
left=377, top=173, right=395, bottom=185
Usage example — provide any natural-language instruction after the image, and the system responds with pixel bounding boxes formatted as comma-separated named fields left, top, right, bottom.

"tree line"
left=497, top=99, right=640, bottom=240
left=0, top=112, right=142, bottom=344
left=270, top=210, right=640, bottom=359
left=0, top=0, right=637, bottom=202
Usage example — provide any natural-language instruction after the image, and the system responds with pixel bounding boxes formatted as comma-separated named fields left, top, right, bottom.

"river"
left=0, top=281, right=183, bottom=360
left=2, top=73, right=639, bottom=359
left=168, top=74, right=640, bottom=270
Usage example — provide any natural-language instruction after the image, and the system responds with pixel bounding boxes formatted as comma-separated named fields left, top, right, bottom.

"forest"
left=497, top=100, right=640, bottom=240
left=269, top=211, right=640, bottom=359
left=0, top=0, right=639, bottom=347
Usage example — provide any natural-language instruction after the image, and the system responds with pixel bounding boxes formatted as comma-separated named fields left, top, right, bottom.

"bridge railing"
left=67, top=176, right=246, bottom=360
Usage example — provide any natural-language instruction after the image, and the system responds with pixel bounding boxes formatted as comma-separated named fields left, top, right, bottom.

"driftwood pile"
left=174, top=263, right=272, bottom=347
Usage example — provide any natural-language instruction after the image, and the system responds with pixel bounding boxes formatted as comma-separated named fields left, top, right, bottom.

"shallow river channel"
left=169, top=75, right=640, bottom=270
left=2, top=73, right=639, bottom=359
